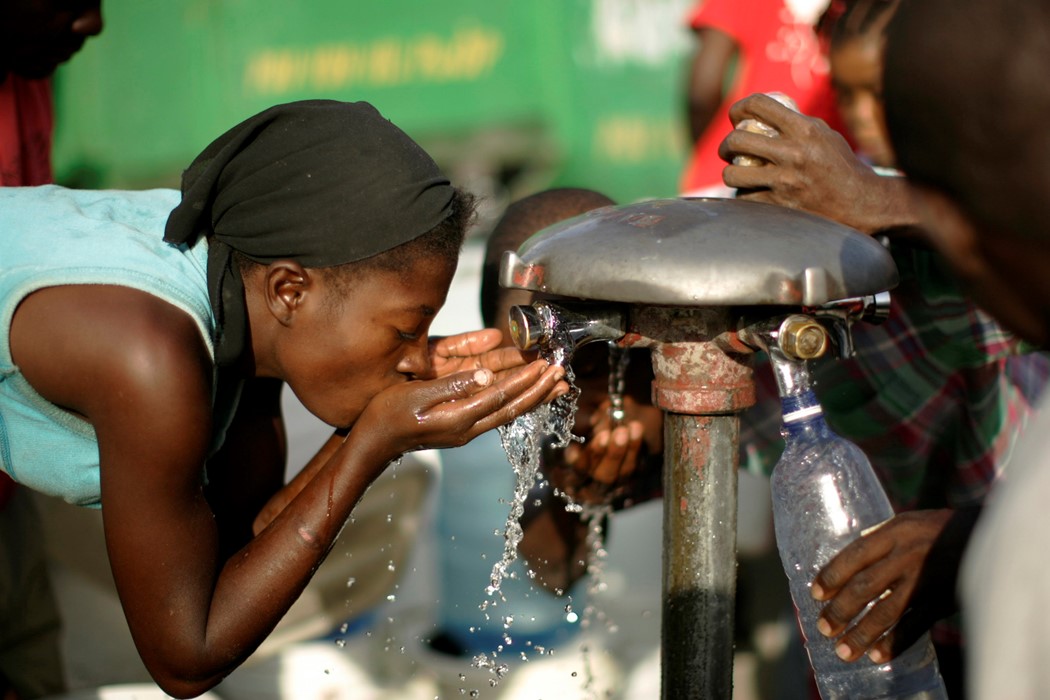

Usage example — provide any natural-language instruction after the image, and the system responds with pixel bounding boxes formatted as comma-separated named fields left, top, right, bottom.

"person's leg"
left=0, top=486, right=65, bottom=699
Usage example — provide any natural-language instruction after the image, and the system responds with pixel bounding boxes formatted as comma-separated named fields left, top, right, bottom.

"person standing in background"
left=880, top=0, right=1050, bottom=695
left=680, top=0, right=845, bottom=196
left=0, top=3, right=103, bottom=698
left=717, top=3, right=1050, bottom=696
left=0, top=0, right=103, bottom=186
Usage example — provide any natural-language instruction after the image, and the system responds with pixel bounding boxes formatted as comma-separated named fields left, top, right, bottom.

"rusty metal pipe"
left=628, top=306, right=756, bottom=700
left=661, top=412, right=739, bottom=698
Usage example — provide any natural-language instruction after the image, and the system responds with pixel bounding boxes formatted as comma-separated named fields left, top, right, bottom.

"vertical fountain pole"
left=629, top=306, right=756, bottom=700
left=500, top=197, right=899, bottom=699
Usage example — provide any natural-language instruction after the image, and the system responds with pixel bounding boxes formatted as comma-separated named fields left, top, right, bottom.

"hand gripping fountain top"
left=500, top=197, right=898, bottom=309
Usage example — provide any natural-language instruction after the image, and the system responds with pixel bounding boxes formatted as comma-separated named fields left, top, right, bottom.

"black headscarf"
left=164, top=99, right=455, bottom=368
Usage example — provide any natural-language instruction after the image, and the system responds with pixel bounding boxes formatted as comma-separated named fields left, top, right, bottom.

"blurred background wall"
left=51, top=0, right=695, bottom=226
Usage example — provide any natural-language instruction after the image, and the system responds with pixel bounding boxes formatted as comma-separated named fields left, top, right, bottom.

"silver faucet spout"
left=804, top=290, right=892, bottom=358
left=507, top=300, right=626, bottom=360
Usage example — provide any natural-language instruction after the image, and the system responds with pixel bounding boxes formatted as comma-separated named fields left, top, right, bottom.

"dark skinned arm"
left=685, top=27, right=739, bottom=144
left=10, top=284, right=565, bottom=698
left=718, top=93, right=926, bottom=242
left=810, top=505, right=982, bottom=663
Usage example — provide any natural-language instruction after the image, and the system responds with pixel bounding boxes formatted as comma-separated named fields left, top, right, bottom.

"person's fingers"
left=727, top=184, right=778, bottom=204
left=621, top=421, right=644, bottom=472
left=872, top=607, right=927, bottom=662
left=415, top=361, right=541, bottom=424
left=468, top=363, right=567, bottom=435
left=813, top=523, right=895, bottom=600
left=591, top=427, right=628, bottom=483
left=726, top=93, right=795, bottom=129
left=818, top=557, right=904, bottom=633
left=431, top=328, right=503, bottom=357
left=590, top=423, right=644, bottom=484
left=563, top=442, right=586, bottom=468
left=722, top=128, right=800, bottom=166
left=828, top=585, right=911, bottom=662
left=480, top=347, right=538, bottom=374
left=410, top=368, right=495, bottom=410
left=719, top=129, right=774, bottom=167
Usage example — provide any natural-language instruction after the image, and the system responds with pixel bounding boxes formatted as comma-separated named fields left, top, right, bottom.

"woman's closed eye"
left=397, top=328, right=420, bottom=342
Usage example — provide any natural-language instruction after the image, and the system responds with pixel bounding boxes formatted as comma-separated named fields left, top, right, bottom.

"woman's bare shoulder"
left=10, top=284, right=213, bottom=418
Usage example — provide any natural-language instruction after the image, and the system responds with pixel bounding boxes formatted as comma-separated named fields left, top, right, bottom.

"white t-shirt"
left=962, top=393, right=1050, bottom=699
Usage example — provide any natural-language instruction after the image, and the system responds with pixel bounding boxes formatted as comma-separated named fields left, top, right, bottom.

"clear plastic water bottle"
left=768, top=351, right=948, bottom=699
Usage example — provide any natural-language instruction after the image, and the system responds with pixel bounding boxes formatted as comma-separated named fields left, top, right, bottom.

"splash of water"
left=606, top=343, right=630, bottom=426
left=488, top=374, right=581, bottom=597
left=470, top=334, right=583, bottom=686
left=474, top=339, right=628, bottom=697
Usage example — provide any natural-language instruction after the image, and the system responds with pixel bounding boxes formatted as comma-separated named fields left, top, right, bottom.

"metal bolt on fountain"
left=499, top=197, right=897, bottom=700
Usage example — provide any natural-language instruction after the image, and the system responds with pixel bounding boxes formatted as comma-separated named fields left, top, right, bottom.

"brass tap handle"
left=778, top=315, right=829, bottom=360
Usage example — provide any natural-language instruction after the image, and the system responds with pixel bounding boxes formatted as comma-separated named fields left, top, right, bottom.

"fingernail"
left=614, top=429, right=628, bottom=446
left=474, top=369, right=492, bottom=386
left=836, top=643, right=852, bottom=661
left=811, top=583, right=824, bottom=600
left=868, top=649, right=886, bottom=663
left=816, top=618, right=832, bottom=637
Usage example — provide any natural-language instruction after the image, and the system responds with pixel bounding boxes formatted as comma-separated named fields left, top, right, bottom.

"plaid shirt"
left=741, top=242, right=1050, bottom=512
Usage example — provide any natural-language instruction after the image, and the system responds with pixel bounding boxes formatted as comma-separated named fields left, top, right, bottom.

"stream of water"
left=472, top=339, right=630, bottom=696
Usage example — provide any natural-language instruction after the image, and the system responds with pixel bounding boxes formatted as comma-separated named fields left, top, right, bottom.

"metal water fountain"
left=500, top=197, right=897, bottom=699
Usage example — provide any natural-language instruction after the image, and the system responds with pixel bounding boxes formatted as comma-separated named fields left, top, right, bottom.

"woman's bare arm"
left=10, top=284, right=565, bottom=698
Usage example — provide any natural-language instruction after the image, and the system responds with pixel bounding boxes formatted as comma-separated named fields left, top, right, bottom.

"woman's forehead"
left=349, top=262, right=452, bottom=310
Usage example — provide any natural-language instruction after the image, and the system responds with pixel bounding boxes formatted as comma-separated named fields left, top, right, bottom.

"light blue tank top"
left=0, top=185, right=226, bottom=507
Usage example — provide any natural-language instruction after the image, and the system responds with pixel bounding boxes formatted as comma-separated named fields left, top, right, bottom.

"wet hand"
left=430, top=329, right=566, bottom=401
left=549, top=410, right=651, bottom=506
left=358, top=360, right=567, bottom=461
left=718, top=93, right=894, bottom=234
left=810, top=509, right=956, bottom=663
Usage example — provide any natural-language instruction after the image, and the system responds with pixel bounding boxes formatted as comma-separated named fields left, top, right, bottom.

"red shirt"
left=0, top=75, right=54, bottom=187
left=681, top=0, right=843, bottom=193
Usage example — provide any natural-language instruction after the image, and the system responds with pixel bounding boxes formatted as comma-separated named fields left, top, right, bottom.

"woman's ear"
left=263, top=260, right=311, bottom=326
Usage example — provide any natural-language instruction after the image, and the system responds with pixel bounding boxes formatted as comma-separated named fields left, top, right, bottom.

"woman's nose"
left=397, top=340, right=431, bottom=379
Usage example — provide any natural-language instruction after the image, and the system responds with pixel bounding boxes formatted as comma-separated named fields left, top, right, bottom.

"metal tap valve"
left=736, top=290, right=891, bottom=361
left=777, top=315, right=829, bottom=360
left=507, top=300, right=627, bottom=362
left=804, top=290, right=891, bottom=358
left=738, top=314, right=830, bottom=361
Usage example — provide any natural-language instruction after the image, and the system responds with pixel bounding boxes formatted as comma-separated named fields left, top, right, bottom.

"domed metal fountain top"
left=500, top=197, right=898, bottom=306
left=497, top=197, right=899, bottom=700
